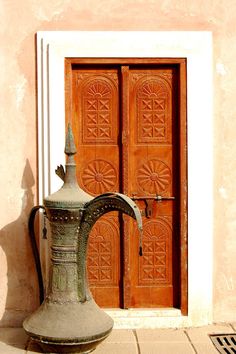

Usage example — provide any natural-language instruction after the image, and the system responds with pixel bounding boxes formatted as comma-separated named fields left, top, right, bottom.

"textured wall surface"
left=1, top=0, right=236, bottom=325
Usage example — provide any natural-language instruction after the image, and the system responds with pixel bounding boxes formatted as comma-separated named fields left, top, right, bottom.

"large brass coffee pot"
left=23, top=124, right=142, bottom=353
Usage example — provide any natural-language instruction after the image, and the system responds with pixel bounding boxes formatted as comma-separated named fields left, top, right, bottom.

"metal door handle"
left=156, top=195, right=175, bottom=201
left=132, top=195, right=175, bottom=201
left=131, top=195, right=175, bottom=218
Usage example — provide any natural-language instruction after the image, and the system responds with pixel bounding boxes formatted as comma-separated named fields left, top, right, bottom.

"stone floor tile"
left=230, top=322, right=236, bottom=331
left=193, top=342, right=220, bottom=354
left=139, top=342, right=195, bottom=354
left=186, top=323, right=235, bottom=342
left=136, top=328, right=188, bottom=342
left=94, top=342, right=138, bottom=354
left=0, top=342, right=26, bottom=353
left=106, top=329, right=136, bottom=343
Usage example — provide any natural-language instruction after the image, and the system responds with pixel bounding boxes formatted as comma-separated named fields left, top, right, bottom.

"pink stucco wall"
left=1, top=0, right=236, bottom=326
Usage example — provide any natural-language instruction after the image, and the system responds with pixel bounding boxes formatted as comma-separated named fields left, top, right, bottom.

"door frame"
left=36, top=31, right=213, bottom=328
left=65, top=58, right=187, bottom=312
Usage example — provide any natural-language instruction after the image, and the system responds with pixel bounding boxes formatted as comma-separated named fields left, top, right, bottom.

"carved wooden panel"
left=81, top=159, right=118, bottom=195
left=137, top=159, right=171, bottom=195
left=87, top=218, right=118, bottom=285
left=138, top=219, right=171, bottom=285
left=133, top=74, right=172, bottom=144
left=76, top=73, right=118, bottom=144
left=126, top=67, right=177, bottom=308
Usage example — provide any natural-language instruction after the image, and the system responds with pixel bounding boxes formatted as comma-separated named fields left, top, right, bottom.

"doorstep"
left=105, top=308, right=188, bottom=329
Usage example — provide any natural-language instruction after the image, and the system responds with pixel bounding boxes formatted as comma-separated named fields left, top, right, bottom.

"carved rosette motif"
left=81, top=159, right=118, bottom=195
left=87, top=220, right=117, bottom=285
left=82, top=77, right=117, bottom=144
left=137, top=159, right=171, bottom=195
left=135, top=77, right=171, bottom=143
left=139, top=219, right=171, bottom=285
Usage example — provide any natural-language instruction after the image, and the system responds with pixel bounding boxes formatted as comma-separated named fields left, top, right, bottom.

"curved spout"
left=84, top=192, right=143, bottom=253
left=86, top=193, right=142, bottom=230
left=77, top=193, right=143, bottom=302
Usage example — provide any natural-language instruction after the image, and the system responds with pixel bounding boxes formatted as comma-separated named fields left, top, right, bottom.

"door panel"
left=68, top=61, right=185, bottom=309
left=71, top=68, right=121, bottom=307
left=123, top=67, right=178, bottom=307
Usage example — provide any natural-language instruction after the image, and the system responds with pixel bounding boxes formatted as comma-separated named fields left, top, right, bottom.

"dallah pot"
left=23, top=124, right=142, bottom=353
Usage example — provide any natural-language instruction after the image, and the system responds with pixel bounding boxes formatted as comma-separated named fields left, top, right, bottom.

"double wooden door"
left=65, top=59, right=187, bottom=311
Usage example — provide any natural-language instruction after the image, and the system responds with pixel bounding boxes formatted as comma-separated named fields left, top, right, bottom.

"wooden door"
left=66, top=59, right=187, bottom=311
left=123, top=67, right=179, bottom=307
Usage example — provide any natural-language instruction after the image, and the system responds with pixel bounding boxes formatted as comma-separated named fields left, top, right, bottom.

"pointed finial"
left=65, top=123, right=77, bottom=155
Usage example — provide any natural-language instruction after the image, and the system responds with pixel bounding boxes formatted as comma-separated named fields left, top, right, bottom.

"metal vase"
left=23, top=124, right=142, bottom=353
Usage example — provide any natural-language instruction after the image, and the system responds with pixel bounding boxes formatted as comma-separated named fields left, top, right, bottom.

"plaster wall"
left=0, top=0, right=236, bottom=326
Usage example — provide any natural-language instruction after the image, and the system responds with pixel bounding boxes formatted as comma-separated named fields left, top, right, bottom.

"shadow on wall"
left=0, top=159, right=40, bottom=327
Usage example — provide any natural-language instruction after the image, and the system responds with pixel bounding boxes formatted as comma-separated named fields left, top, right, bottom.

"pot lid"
left=44, top=124, right=93, bottom=209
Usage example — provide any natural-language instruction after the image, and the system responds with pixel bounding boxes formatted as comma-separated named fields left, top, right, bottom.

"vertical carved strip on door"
left=120, top=66, right=131, bottom=308
left=179, top=61, right=188, bottom=314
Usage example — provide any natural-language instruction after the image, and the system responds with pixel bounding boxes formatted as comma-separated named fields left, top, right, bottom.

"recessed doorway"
left=65, top=58, right=187, bottom=313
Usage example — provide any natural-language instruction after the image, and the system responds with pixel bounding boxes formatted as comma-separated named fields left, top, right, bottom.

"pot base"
left=43, top=351, right=95, bottom=354
left=33, top=336, right=106, bottom=353
left=23, top=299, right=113, bottom=354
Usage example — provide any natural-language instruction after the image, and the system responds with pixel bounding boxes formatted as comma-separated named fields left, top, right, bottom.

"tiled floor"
left=0, top=323, right=235, bottom=353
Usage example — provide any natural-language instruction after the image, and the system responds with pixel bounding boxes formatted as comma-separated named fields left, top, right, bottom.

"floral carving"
left=81, top=159, right=117, bottom=195
left=137, top=159, right=171, bottom=194
left=86, top=81, right=112, bottom=97
left=137, top=80, right=167, bottom=98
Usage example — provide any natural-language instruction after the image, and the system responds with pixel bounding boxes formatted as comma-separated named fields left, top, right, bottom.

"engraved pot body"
left=24, top=202, right=113, bottom=354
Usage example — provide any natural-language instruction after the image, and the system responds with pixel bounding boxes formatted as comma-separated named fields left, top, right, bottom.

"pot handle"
left=28, top=206, right=46, bottom=304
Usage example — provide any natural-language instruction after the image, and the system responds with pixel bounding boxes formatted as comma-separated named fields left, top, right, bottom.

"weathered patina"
left=23, top=124, right=142, bottom=353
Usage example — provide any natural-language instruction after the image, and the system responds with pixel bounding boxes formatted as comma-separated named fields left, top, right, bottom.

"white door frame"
left=37, top=31, right=213, bottom=328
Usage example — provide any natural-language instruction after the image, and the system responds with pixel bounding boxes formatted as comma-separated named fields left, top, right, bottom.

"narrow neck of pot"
left=63, top=155, right=78, bottom=187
